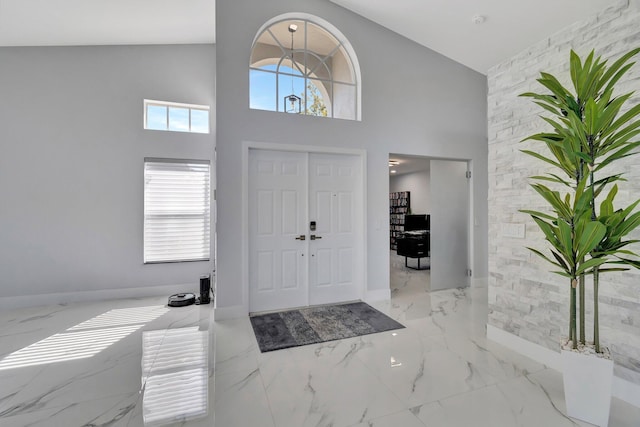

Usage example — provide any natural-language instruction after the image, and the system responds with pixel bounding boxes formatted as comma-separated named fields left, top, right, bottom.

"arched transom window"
left=250, top=14, right=361, bottom=121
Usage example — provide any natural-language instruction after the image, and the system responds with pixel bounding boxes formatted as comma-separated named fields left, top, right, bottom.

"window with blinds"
left=144, top=159, right=211, bottom=263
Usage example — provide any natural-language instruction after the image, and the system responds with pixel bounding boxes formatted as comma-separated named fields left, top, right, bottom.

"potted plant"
left=520, top=48, right=640, bottom=427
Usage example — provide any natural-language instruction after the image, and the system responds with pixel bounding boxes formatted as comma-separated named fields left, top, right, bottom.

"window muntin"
left=144, top=100, right=210, bottom=134
left=144, top=159, right=211, bottom=264
left=250, top=17, right=359, bottom=120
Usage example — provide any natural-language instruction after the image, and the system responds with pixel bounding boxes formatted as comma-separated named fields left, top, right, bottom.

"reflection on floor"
left=1, top=254, right=639, bottom=426
left=0, top=299, right=213, bottom=426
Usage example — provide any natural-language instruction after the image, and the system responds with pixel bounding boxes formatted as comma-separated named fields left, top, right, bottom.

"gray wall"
left=216, top=0, right=488, bottom=313
left=488, top=1, right=640, bottom=385
left=0, top=45, right=216, bottom=301
left=390, top=170, right=431, bottom=216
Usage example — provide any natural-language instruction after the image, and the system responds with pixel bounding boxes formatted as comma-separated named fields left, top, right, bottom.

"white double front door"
left=248, top=149, right=363, bottom=313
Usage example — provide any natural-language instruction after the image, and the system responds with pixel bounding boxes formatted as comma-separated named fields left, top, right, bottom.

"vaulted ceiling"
left=0, top=0, right=617, bottom=74
left=328, top=0, right=615, bottom=73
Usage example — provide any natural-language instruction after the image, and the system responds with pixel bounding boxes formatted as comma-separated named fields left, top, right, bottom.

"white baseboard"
left=0, top=284, right=193, bottom=310
left=487, top=324, right=640, bottom=409
left=214, top=304, right=247, bottom=321
left=212, top=290, right=392, bottom=321
left=613, top=375, right=640, bottom=409
left=364, top=288, right=391, bottom=303
left=487, top=325, right=563, bottom=371
left=471, top=277, right=488, bottom=288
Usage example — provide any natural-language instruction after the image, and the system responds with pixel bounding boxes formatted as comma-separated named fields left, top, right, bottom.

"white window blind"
left=144, top=159, right=210, bottom=263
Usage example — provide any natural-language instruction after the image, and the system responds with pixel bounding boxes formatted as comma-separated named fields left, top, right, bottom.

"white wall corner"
left=471, top=277, right=488, bottom=288
left=364, top=288, right=391, bottom=304
left=214, top=304, right=247, bottom=321
left=487, top=325, right=640, bottom=409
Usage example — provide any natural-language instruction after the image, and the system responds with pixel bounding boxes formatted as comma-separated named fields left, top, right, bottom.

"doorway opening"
left=388, top=154, right=472, bottom=295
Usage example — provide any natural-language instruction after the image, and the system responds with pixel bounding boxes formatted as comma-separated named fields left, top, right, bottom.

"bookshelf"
left=389, top=191, right=410, bottom=250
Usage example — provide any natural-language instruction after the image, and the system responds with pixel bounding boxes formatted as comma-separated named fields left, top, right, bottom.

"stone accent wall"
left=488, top=0, right=640, bottom=385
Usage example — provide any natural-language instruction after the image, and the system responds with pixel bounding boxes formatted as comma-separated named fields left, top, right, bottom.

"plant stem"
left=594, top=266, right=600, bottom=353
left=579, top=273, right=585, bottom=344
left=576, top=163, right=586, bottom=346
left=570, top=279, right=577, bottom=349
left=588, top=145, right=598, bottom=352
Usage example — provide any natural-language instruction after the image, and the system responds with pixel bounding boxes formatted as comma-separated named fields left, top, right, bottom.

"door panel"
left=249, top=150, right=308, bottom=312
left=430, top=159, right=469, bottom=291
left=338, top=193, right=353, bottom=232
left=338, top=248, right=353, bottom=283
left=308, top=153, right=363, bottom=305
left=256, top=251, right=274, bottom=291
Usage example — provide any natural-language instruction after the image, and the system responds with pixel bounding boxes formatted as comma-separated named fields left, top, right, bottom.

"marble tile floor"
left=1, top=253, right=639, bottom=426
left=0, top=297, right=214, bottom=426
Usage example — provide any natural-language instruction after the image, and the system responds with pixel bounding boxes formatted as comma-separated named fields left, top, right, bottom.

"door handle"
left=310, top=235, right=322, bottom=240
left=295, top=235, right=306, bottom=240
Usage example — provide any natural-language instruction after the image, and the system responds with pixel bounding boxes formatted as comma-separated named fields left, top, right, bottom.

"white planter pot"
left=561, top=349, right=614, bottom=427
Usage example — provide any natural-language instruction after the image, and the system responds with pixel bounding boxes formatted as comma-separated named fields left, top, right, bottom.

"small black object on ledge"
left=168, top=293, right=196, bottom=307
left=197, top=274, right=211, bottom=305
left=167, top=274, right=213, bottom=307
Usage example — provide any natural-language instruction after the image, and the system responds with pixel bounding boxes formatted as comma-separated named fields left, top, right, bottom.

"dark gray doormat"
left=250, top=301, right=405, bottom=352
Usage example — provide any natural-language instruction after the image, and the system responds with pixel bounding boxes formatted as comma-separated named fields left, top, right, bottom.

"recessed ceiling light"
left=390, top=170, right=397, bottom=174
left=389, top=160, right=399, bottom=167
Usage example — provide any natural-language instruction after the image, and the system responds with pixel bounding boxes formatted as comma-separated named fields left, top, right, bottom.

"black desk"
left=396, top=230, right=430, bottom=270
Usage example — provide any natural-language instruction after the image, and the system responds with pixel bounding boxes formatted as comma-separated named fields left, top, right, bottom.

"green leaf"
left=576, top=221, right=606, bottom=260
left=596, top=267, right=631, bottom=273
left=534, top=101, right=562, bottom=116
left=557, top=219, right=575, bottom=261
left=520, top=209, right=556, bottom=221
left=596, top=93, right=632, bottom=133
left=527, top=247, right=565, bottom=270
left=597, top=47, right=640, bottom=93
left=566, top=95, right=581, bottom=117
left=551, top=250, right=570, bottom=271
left=602, top=63, right=635, bottom=97
left=531, top=174, right=572, bottom=187
left=538, top=73, right=574, bottom=100
left=531, top=184, right=572, bottom=219
left=602, top=104, right=640, bottom=139
left=576, top=257, right=608, bottom=275
left=570, top=50, right=582, bottom=93
left=584, top=98, right=598, bottom=136
left=573, top=151, right=592, bottom=163
left=600, top=199, right=614, bottom=217
left=521, top=150, right=562, bottom=169
left=606, top=184, right=618, bottom=204
left=531, top=217, right=565, bottom=257
left=617, top=258, right=640, bottom=269
left=615, top=211, right=640, bottom=239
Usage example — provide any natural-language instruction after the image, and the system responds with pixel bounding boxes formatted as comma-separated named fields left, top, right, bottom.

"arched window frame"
left=250, top=13, right=362, bottom=121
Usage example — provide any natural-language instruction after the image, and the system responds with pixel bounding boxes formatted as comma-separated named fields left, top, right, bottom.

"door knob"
left=310, top=235, right=322, bottom=240
left=295, top=235, right=306, bottom=240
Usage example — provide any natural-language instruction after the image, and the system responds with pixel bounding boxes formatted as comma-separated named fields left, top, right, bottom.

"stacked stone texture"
left=487, top=0, right=640, bottom=385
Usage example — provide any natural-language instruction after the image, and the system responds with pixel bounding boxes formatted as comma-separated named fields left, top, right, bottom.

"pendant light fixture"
left=284, top=23, right=302, bottom=113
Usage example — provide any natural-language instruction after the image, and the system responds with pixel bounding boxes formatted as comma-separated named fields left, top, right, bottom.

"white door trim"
left=242, top=141, right=367, bottom=315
